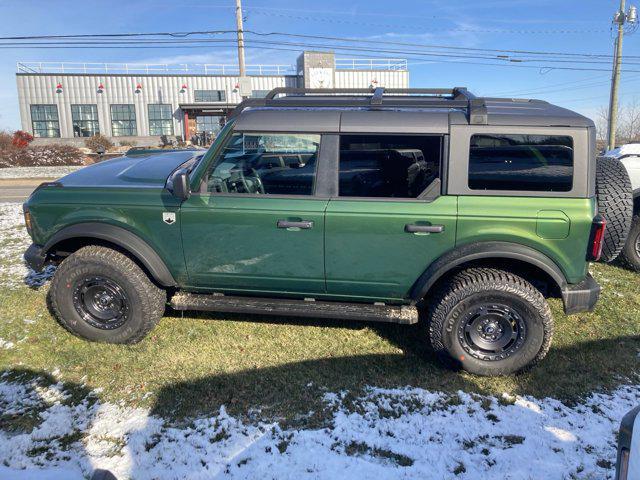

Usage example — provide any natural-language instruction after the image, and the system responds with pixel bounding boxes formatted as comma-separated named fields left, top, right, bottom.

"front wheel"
left=427, top=268, right=553, bottom=376
left=49, top=246, right=166, bottom=344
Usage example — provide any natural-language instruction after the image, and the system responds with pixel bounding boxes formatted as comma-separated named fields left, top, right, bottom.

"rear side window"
left=339, top=135, right=441, bottom=198
left=469, top=134, right=573, bottom=192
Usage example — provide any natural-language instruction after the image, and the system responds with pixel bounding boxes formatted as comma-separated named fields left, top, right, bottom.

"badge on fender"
left=162, top=212, right=176, bottom=225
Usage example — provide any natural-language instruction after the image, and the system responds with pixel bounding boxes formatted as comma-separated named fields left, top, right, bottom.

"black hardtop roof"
left=230, top=87, right=594, bottom=129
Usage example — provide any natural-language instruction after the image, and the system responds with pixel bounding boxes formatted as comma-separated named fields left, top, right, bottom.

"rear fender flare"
left=43, top=222, right=176, bottom=287
left=409, top=241, right=568, bottom=301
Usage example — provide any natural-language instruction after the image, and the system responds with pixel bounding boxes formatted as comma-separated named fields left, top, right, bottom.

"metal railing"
left=17, top=58, right=409, bottom=75
left=334, top=58, right=408, bottom=71
left=16, top=62, right=297, bottom=75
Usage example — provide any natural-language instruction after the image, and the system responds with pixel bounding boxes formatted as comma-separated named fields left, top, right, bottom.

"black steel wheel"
left=427, top=268, right=553, bottom=376
left=49, top=246, right=166, bottom=344
left=458, top=303, right=526, bottom=362
left=72, top=276, right=130, bottom=330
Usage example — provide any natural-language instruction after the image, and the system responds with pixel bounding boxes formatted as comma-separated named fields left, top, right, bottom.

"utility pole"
left=235, top=0, right=248, bottom=98
left=607, top=1, right=637, bottom=150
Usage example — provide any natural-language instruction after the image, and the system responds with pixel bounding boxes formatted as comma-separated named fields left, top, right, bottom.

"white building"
left=16, top=51, right=409, bottom=146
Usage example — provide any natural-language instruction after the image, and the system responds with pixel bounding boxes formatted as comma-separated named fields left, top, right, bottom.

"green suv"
left=23, top=87, right=608, bottom=376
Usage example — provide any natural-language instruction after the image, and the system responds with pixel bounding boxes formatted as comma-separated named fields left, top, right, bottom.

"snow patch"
left=0, top=378, right=637, bottom=479
left=0, top=203, right=55, bottom=288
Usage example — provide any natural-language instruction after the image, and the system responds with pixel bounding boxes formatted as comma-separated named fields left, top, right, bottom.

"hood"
left=58, top=150, right=203, bottom=188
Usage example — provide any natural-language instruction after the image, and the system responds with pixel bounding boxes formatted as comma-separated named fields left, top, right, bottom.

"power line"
left=1, top=29, right=634, bottom=60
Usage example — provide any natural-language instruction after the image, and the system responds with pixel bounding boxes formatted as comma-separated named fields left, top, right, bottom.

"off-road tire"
left=49, top=246, right=166, bottom=344
left=596, top=157, right=633, bottom=262
left=427, top=268, right=553, bottom=376
left=620, top=215, right=640, bottom=272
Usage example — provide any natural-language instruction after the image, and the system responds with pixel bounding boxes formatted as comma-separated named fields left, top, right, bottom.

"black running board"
left=170, top=293, right=419, bottom=325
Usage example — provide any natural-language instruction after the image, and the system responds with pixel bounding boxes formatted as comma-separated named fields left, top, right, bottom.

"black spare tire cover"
left=596, top=157, right=633, bottom=262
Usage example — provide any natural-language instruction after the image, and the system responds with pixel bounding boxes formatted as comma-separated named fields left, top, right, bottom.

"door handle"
left=277, top=220, right=314, bottom=229
left=404, top=224, right=445, bottom=234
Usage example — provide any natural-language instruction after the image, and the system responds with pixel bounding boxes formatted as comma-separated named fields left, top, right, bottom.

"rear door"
left=325, top=133, right=458, bottom=302
left=180, top=131, right=329, bottom=295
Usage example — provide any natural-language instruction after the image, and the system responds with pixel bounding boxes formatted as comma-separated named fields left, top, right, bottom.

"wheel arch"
left=43, top=222, right=177, bottom=287
left=409, top=241, right=568, bottom=302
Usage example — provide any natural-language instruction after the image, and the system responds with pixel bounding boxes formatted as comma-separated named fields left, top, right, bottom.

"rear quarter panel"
left=456, top=196, right=596, bottom=284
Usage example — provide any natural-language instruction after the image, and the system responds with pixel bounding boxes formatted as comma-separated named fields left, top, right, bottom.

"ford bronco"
left=23, top=87, right=613, bottom=376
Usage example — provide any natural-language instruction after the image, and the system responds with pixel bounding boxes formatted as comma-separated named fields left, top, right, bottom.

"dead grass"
left=0, top=261, right=638, bottom=424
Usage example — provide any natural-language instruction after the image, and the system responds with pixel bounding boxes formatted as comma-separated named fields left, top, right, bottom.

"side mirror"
left=170, top=169, right=191, bottom=201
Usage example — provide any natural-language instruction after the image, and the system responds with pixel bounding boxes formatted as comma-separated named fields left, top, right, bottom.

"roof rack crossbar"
left=229, top=87, right=487, bottom=124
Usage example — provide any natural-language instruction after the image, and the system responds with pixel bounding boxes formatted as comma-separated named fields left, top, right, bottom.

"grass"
left=0, top=261, right=639, bottom=425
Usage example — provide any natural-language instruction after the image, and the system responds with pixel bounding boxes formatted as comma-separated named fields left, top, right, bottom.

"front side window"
left=205, top=132, right=320, bottom=195
left=194, top=90, right=226, bottom=102
left=71, top=104, right=99, bottom=137
left=339, top=134, right=441, bottom=198
left=148, top=104, right=174, bottom=136
left=110, top=104, right=137, bottom=136
left=469, top=134, right=574, bottom=192
left=30, top=105, right=60, bottom=138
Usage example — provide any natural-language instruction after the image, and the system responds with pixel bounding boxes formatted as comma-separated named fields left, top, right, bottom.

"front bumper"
left=561, top=273, right=600, bottom=315
left=24, top=243, right=46, bottom=272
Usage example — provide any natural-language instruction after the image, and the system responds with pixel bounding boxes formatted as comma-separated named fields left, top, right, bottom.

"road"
left=0, top=179, right=54, bottom=203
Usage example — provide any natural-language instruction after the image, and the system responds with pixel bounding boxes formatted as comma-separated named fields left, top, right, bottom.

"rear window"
left=469, top=134, right=573, bottom=192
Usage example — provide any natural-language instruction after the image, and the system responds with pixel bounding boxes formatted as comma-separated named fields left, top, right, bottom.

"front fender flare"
left=409, top=241, right=568, bottom=302
left=43, top=222, right=177, bottom=287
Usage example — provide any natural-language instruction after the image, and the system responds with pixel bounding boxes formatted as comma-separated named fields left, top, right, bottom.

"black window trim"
left=332, top=132, right=446, bottom=203
left=193, top=129, right=329, bottom=199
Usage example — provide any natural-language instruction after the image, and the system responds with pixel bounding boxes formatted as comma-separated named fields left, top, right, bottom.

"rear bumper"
left=24, top=244, right=46, bottom=272
left=561, top=273, right=600, bottom=314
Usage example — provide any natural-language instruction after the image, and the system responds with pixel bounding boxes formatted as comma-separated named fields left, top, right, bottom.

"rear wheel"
left=620, top=215, right=640, bottom=272
left=427, top=268, right=553, bottom=376
left=49, top=246, right=166, bottom=344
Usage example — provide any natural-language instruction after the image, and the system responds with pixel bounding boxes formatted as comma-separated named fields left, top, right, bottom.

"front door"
left=325, top=133, right=458, bottom=301
left=181, top=131, right=328, bottom=295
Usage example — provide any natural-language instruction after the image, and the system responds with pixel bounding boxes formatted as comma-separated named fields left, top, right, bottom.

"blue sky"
left=1, top=0, right=639, bottom=130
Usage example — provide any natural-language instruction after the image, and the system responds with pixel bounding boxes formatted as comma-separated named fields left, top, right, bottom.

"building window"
left=196, top=115, right=223, bottom=135
left=71, top=104, right=99, bottom=137
left=30, top=105, right=60, bottom=138
left=339, top=134, right=442, bottom=198
left=469, top=134, right=574, bottom=192
left=110, top=104, right=137, bottom=137
left=148, top=104, right=174, bottom=136
left=194, top=90, right=226, bottom=102
left=251, top=90, right=271, bottom=98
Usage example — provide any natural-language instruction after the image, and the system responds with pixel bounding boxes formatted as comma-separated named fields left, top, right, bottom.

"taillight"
left=588, top=214, right=607, bottom=261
